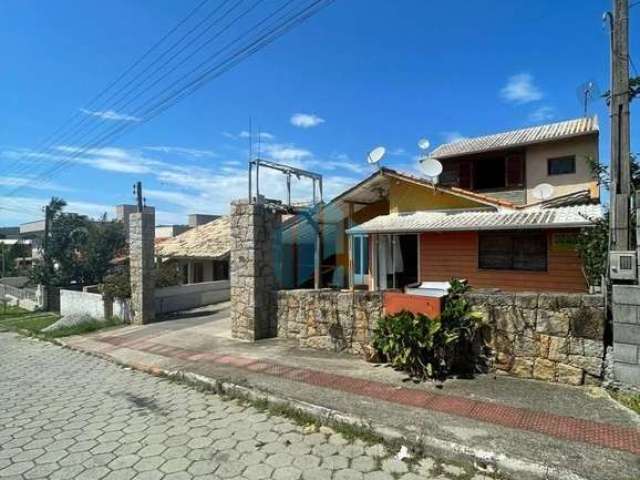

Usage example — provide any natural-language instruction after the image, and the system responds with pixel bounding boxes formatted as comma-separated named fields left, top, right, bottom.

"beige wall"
left=525, top=135, right=599, bottom=202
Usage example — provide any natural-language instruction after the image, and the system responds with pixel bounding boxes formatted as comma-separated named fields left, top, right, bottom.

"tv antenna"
left=576, top=80, right=600, bottom=117
left=367, top=146, right=386, bottom=169
left=532, top=183, right=555, bottom=201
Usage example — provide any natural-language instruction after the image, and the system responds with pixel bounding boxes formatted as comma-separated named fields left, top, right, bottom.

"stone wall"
left=275, top=289, right=383, bottom=354
left=230, top=201, right=282, bottom=341
left=467, top=291, right=606, bottom=385
left=612, top=285, right=640, bottom=386
left=129, top=211, right=156, bottom=325
left=274, top=288, right=605, bottom=386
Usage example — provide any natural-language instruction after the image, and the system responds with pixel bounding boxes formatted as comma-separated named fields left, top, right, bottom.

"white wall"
left=525, top=135, right=599, bottom=201
left=58, top=281, right=230, bottom=320
left=155, top=280, right=230, bottom=314
left=60, top=290, right=105, bottom=318
left=60, top=289, right=132, bottom=322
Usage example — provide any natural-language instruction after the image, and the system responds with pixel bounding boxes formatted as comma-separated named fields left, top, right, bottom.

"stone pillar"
left=612, top=285, right=640, bottom=385
left=129, top=211, right=156, bottom=325
left=230, top=200, right=281, bottom=341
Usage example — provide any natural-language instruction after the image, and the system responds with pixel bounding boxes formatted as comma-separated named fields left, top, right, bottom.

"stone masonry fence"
left=275, top=289, right=606, bottom=386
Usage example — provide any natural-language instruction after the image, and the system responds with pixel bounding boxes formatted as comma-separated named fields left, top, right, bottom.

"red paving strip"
left=96, top=334, right=640, bottom=456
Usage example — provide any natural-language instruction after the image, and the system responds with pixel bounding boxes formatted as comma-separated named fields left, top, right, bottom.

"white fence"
left=155, top=280, right=230, bottom=314
left=57, top=280, right=230, bottom=321
left=0, top=283, right=43, bottom=311
left=60, top=289, right=131, bottom=322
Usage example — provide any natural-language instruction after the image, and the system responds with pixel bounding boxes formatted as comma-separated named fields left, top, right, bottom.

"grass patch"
left=611, top=390, right=640, bottom=415
left=0, top=306, right=123, bottom=338
left=40, top=316, right=124, bottom=339
left=0, top=309, right=59, bottom=334
left=0, top=305, right=30, bottom=319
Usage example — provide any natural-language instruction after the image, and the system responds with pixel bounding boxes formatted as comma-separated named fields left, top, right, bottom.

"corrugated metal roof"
left=430, top=116, right=598, bottom=159
left=347, top=204, right=603, bottom=234
left=155, top=216, right=230, bottom=259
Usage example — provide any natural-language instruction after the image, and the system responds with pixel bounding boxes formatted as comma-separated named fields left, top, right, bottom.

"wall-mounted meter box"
left=610, top=251, right=638, bottom=281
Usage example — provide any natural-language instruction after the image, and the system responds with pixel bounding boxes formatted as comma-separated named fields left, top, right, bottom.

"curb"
left=54, top=338, right=590, bottom=480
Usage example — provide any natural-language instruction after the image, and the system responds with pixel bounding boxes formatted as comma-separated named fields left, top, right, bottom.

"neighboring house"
left=155, top=216, right=230, bottom=284
left=430, top=116, right=599, bottom=206
left=282, top=117, right=602, bottom=294
left=154, top=214, right=221, bottom=240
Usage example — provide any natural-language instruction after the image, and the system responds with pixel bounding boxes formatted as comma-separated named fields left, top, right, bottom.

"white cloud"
left=55, top=146, right=165, bottom=174
left=1, top=135, right=374, bottom=226
left=0, top=195, right=113, bottom=222
left=529, top=105, right=555, bottom=122
left=441, top=131, right=467, bottom=143
left=144, top=146, right=216, bottom=158
left=224, top=131, right=274, bottom=141
left=80, top=109, right=140, bottom=122
left=261, top=143, right=312, bottom=162
left=500, top=73, right=543, bottom=104
left=290, top=113, right=325, bottom=128
left=0, top=176, right=74, bottom=192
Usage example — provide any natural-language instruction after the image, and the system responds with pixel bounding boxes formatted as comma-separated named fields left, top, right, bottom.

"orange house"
left=282, top=117, right=603, bottom=295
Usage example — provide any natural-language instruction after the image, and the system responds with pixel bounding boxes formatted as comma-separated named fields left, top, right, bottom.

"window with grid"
left=478, top=232, right=547, bottom=271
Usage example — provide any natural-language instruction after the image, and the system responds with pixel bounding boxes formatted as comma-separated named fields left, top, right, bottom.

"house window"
left=192, top=262, right=204, bottom=283
left=478, top=232, right=547, bottom=271
left=212, top=260, right=229, bottom=281
left=181, top=264, right=189, bottom=284
left=547, top=156, right=576, bottom=175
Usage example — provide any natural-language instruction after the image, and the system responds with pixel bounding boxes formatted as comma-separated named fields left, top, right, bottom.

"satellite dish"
left=418, top=138, right=430, bottom=151
left=367, top=146, right=386, bottom=165
left=532, top=183, right=555, bottom=200
left=419, top=158, right=443, bottom=179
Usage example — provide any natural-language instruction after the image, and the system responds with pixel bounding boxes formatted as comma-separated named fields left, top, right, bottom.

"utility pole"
left=42, top=205, right=51, bottom=283
left=609, top=0, right=632, bottom=252
left=1, top=244, right=5, bottom=278
left=134, top=181, right=143, bottom=212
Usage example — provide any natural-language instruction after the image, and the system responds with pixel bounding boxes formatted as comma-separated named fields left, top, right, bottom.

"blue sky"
left=0, top=0, right=638, bottom=226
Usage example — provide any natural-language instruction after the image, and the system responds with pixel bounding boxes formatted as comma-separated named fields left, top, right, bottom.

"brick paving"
left=0, top=333, right=484, bottom=480
left=95, top=333, right=640, bottom=456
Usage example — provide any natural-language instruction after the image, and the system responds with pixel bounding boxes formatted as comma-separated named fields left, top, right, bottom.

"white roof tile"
left=347, top=204, right=603, bottom=234
left=431, top=116, right=598, bottom=159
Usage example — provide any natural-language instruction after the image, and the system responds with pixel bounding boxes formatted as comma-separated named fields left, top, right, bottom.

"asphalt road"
left=0, top=333, right=482, bottom=480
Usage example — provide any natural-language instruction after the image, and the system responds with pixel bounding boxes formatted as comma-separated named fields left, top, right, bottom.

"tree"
left=31, top=198, right=126, bottom=287
left=0, top=242, right=30, bottom=277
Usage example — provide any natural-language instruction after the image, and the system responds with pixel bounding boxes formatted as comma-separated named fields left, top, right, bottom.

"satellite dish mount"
left=367, top=146, right=386, bottom=170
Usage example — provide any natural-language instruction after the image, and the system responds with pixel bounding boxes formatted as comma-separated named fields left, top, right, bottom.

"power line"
left=1, top=0, right=211, bottom=178
left=0, top=0, right=278, bottom=196
left=0, top=0, right=255, bottom=212
left=2, top=0, right=332, bottom=204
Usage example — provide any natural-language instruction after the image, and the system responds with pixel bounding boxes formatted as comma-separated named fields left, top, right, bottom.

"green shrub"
left=102, top=270, right=131, bottom=299
left=372, top=279, right=485, bottom=380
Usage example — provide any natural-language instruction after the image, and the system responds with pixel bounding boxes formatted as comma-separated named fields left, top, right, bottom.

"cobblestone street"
left=0, top=334, right=483, bottom=480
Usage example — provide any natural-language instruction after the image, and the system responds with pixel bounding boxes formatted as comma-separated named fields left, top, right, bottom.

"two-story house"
left=430, top=116, right=599, bottom=205
left=282, top=117, right=602, bottom=294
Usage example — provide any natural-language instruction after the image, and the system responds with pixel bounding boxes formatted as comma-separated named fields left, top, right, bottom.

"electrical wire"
left=1, top=0, right=211, bottom=177
left=1, top=0, right=333, bottom=210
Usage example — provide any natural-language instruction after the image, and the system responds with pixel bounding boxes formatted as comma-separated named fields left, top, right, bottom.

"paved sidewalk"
left=0, top=332, right=479, bottom=480
left=62, top=306, right=640, bottom=480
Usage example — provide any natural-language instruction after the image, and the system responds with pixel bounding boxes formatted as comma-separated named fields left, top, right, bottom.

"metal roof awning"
left=346, top=205, right=603, bottom=235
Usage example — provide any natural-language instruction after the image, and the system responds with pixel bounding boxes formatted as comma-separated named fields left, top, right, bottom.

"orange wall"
left=420, top=230, right=587, bottom=293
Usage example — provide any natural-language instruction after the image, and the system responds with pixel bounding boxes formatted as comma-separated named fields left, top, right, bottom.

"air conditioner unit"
left=610, top=251, right=638, bottom=281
